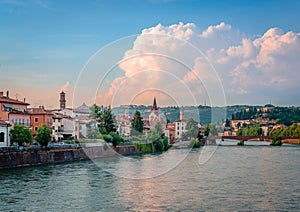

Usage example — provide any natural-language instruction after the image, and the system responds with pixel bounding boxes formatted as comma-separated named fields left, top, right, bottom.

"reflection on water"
left=0, top=142, right=299, bottom=211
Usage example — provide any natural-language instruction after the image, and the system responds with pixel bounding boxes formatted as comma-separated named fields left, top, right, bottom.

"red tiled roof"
left=28, top=107, right=52, bottom=115
left=0, top=97, right=30, bottom=105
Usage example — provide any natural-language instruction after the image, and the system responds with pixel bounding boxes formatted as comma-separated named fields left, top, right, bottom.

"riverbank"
left=0, top=145, right=139, bottom=170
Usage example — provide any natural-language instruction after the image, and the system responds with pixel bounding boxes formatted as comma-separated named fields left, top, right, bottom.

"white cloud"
left=100, top=22, right=300, bottom=106
left=60, top=81, right=70, bottom=93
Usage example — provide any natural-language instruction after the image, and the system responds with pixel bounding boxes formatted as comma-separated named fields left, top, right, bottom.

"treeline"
left=268, top=123, right=300, bottom=138
left=232, top=107, right=258, bottom=120
left=268, top=107, right=300, bottom=126
left=232, top=106, right=300, bottom=126
left=236, top=124, right=262, bottom=136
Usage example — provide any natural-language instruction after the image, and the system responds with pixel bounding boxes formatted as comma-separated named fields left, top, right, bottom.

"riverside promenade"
left=0, top=145, right=139, bottom=170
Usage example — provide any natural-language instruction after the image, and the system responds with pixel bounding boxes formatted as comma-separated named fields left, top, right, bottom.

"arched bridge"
left=221, top=136, right=273, bottom=141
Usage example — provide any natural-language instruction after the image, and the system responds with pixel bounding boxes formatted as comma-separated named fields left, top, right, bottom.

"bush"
left=189, top=138, right=200, bottom=148
left=163, top=137, right=169, bottom=151
left=271, top=136, right=282, bottom=146
left=156, top=138, right=164, bottom=151
left=133, top=142, right=153, bottom=153
left=103, top=134, right=113, bottom=143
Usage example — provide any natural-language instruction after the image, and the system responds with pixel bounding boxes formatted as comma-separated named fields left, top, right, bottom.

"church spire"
left=151, top=97, right=158, bottom=112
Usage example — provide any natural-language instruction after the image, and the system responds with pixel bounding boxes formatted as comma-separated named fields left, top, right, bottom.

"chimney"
left=0, top=91, right=3, bottom=98
left=6, top=90, right=9, bottom=98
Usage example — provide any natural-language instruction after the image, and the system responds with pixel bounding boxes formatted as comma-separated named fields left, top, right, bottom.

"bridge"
left=221, top=136, right=273, bottom=142
left=220, top=136, right=299, bottom=145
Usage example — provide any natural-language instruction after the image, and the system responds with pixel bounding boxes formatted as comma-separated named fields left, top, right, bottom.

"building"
left=60, top=91, right=66, bottom=110
left=0, top=120, right=10, bottom=147
left=52, top=114, right=63, bottom=141
left=51, top=92, right=91, bottom=140
left=0, top=91, right=31, bottom=128
left=148, top=97, right=167, bottom=129
left=116, top=112, right=132, bottom=136
left=74, top=116, right=90, bottom=139
left=166, top=123, right=176, bottom=143
left=28, top=106, right=53, bottom=138
left=174, top=107, right=188, bottom=139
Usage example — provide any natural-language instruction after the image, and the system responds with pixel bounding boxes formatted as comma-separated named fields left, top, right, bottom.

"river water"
left=0, top=141, right=299, bottom=211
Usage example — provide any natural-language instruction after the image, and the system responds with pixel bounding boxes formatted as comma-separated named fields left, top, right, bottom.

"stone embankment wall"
left=282, top=138, right=300, bottom=145
left=0, top=145, right=139, bottom=170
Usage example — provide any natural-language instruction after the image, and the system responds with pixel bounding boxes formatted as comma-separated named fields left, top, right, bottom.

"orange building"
left=28, top=106, right=53, bottom=137
left=0, top=91, right=30, bottom=128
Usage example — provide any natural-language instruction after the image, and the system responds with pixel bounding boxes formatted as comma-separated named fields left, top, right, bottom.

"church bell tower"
left=60, top=91, right=66, bottom=110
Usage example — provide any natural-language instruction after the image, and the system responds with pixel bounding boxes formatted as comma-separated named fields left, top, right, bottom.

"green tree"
left=156, top=138, right=164, bottom=151
left=225, top=118, right=231, bottom=128
left=97, top=108, right=116, bottom=134
left=183, top=118, right=199, bottom=140
left=163, top=136, right=169, bottom=151
left=209, top=124, right=218, bottom=136
left=270, top=136, right=282, bottom=146
left=189, top=137, right=200, bottom=148
left=131, top=110, right=144, bottom=136
left=154, top=122, right=164, bottom=138
left=35, top=124, right=52, bottom=147
left=204, top=124, right=218, bottom=136
left=89, top=104, right=100, bottom=119
left=109, top=132, right=123, bottom=147
left=10, top=125, right=32, bottom=146
left=204, top=125, right=210, bottom=137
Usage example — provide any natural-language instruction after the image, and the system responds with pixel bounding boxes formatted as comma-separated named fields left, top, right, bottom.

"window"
left=177, top=132, right=179, bottom=135
left=35, top=127, right=39, bottom=132
left=0, top=132, right=4, bottom=142
left=34, top=117, right=39, bottom=123
left=26, top=119, right=29, bottom=126
left=12, top=118, right=14, bottom=124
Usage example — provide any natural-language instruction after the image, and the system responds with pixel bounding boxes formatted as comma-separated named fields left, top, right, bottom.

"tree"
left=204, top=125, right=210, bottom=137
left=35, top=124, right=52, bottom=147
left=271, top=136, right=282, bottom=146
left=131, top=110, right=144, bottom=136
left=89, top=104, right=100, bottom=119
left=156, top=138, right=164, bottom=151
left=204, top=124, right=218, bottom=136
left=163, top=136, right=169, bottom=151
left=225, top=119, right=231, bottom=128
left=96, top=108, right=116, bottom=134
left=183, top=118, right=199, bottom=140
left=10, top=124, right=32, bottom=146
left=87, top=128, right=102, bottom=139
left=154, top=122, right=164, bottom=138
left=210, top=124, right=218, bottom=136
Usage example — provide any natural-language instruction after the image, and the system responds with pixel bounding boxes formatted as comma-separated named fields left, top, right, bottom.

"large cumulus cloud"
left=101, top=22, right=300, bottom=106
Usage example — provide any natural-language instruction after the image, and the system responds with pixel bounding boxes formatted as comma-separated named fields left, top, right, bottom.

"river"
left=0, top=141, right=299, bottom=211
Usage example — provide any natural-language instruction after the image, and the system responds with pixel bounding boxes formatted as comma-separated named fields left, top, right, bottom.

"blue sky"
left=1, top=0, right=300, bottom=108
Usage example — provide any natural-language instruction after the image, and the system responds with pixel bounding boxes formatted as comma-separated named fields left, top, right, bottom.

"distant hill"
left=112, top=105, right=254, bottom=125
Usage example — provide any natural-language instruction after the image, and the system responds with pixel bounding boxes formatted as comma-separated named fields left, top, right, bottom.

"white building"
left=174, top=107, right=187, bottom=139
left=116, top=113, right=131, bottom=136
left=0, top=120, right=10, bottom=147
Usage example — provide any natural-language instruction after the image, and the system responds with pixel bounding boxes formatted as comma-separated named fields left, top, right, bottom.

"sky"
left=1, top=0, right=300, bottom=108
